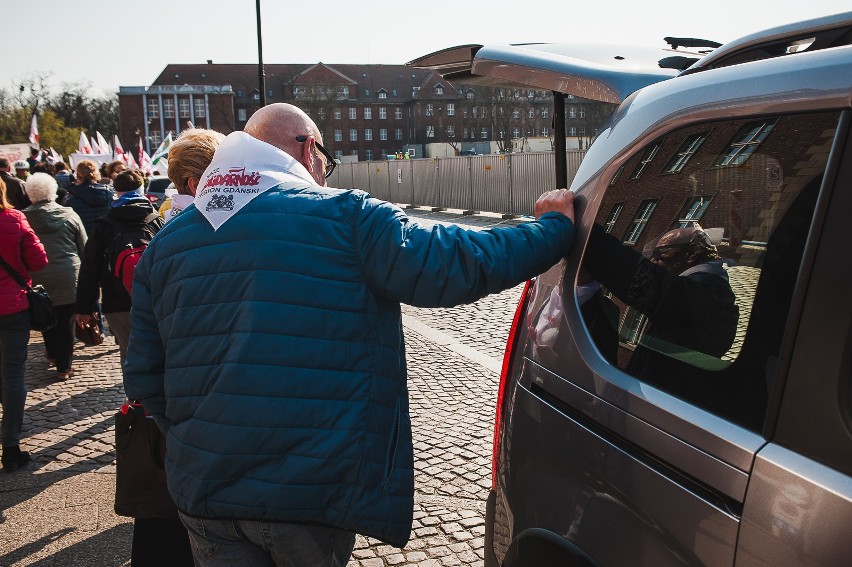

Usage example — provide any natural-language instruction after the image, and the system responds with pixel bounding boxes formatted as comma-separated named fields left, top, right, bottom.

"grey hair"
left=25, top=172, right=58, bottom=203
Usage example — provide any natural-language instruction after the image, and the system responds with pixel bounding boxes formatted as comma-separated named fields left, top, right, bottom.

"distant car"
left=459, top=149, right=478, bottom=156
left=145, top=175, right=172, bottom=208
left=413, top=11, right=852, bottom=567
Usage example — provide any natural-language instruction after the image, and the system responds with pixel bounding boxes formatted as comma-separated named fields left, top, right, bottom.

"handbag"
left=0, top=255, right=57, bottom=331
left=75, top=315, right=104, bottom=346
left=114, top=402, right=179, bottom=519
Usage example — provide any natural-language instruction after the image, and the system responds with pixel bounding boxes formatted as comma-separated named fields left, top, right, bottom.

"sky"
left=5, top=0, right=850, bottom=96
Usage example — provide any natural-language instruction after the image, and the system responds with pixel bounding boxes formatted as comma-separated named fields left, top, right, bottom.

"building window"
left=392, top=89, right=397, bottom=96
left=446, top=103, right=455, bottom=116
left=149, top=130, right=161, bottom=146
left=714, top=120, right=776, bottom=166
left=163, top=99, right=175, bottom=119
left=318, top=108, right=326, bottom=120
left=463, top=108, right=468, bottom=119
left=480, top=127, right=488, bottom=139
left=512, top=109, right=520, bottom=119
left=527, top=89, right=535, bottom=98
left=379, top=107, right=387, bottom=119
left=365, top=149, right=373, bottom=160
left=337, top=86, right=349, bottom=100
left=193, top=98, right=205, bottom=118
left=447, top=125, right=455, bottom=138
left=499, top=129, right=505, bottom=139
left=350, top=129, right=357, bottom=141
left=426, top=104, right=434, bottom=117
left=179, top=99, right=190, bottom=118
left=334, top=130, right=342, bottom=142
left=541, top=127, right=549, bottom=136
left=426, top=125, right=435, bottom=138
left=251, top=91, right=260, bottom=102
left=267, top=89, right=274, bottom=98
left=236, top=90, right=243, bottom=98
left=675, top=196, right=714, bottom=228
left=466, top=90, right=475, bottom=99
left=147, top=99, right=159, bottom=119
left=541, top=108, right=549, bottom=118
left=464, top=128, right=469, bottom=139
left=350, top=150, right=358, bottom=158
left=579, top=127, right=586, bottom=136
left=528, top=108, right=535, bottom=119
left=629, top=142, right=661, bottom=180
left=237, top=108, right=247, bottom=122
left=364, top=107, right=372, bottom=119
left=609, top=166, right=625, bottom=186
left=512, top=127, right=520, bottom=138
left=349, top=108, right=357, bottom=120
left=569, top=127, right=577, bottom=136
left=435, top=84, right=444, bottom=95
left=365, top=129, right=373, bottom=141
left=619, top=307, right=648, bottom=347
left=579, top=108, right=586, bottom=118
left=395, top=128, right=403, bottom=141
left=623, top=200, right=658, bottom=244
left=663, top=133, right=709, bottom=173
left=379, top=128, right=387, bottom=141
left=378, top=89, right=388, bottom=99
left=334, top=150, right=343, bottom=159
left=569, top=107, right=576, bottom=118
left=394, top=107, right=402, bottom=119
left=604, top=203, right=624, bottom=233
left=334, top=107, right=341, bottom=119
left=364, top=89, right=370, bottom=97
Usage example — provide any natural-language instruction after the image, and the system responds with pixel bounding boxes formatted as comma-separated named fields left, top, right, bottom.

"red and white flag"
left=78, top=132, right=94, bottom=154
left=126, top=152, right=139, bottom=169
left=29, top=114, right=39, bottom=146
left=114, top=135, right=125, bottom=157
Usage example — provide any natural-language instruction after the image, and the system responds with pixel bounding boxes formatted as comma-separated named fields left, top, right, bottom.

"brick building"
left=119, top=62, right=612, bottom=160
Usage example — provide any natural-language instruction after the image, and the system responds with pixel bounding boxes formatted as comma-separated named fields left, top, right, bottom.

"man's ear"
left=302, top=137, right=316, bottom=175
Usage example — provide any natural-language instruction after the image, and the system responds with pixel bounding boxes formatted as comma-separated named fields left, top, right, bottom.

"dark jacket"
left=63, top=182, right=114, bottom=235
left=76, top=198, right=162, bottom=314
left=1, top=171, right=30, bottom=210
left=124, top=184, right=574, bottom=547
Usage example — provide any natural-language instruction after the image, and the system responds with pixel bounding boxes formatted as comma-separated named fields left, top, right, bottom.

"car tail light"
left=492, top=279, right=533, bottom=490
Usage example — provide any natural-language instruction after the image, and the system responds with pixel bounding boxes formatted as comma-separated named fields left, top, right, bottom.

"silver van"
left=412, top=11, right=852, bottom=566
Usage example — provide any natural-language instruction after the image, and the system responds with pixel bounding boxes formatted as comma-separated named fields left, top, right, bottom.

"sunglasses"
left=295, top=135, right=339, bottom=178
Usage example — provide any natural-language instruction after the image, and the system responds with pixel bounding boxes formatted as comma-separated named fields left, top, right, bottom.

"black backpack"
left=103, top=212, right=163, bottom=296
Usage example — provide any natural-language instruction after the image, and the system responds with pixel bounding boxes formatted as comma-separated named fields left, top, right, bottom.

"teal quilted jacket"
left=124, top=184, right=574, bottom=546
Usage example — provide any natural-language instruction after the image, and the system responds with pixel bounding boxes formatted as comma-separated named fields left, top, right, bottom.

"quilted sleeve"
left=354, top=195, right=574, bottom=308
left=19, top=213, right=47, bottom=274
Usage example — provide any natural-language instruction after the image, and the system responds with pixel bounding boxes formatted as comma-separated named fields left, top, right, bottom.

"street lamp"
left=256, top=0, right=266, bottom=108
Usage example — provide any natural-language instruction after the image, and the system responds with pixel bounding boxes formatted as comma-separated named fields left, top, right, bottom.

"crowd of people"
left=0, top=111, right=576, bottom=566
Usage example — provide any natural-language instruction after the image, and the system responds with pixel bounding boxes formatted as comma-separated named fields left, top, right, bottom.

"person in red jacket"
left=0, top=178, right=48, bottom=472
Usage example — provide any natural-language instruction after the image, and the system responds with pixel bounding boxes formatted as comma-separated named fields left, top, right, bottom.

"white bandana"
left=195, top=131, right=318, bottom=230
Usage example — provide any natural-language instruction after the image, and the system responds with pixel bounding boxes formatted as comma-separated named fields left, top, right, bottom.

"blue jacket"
left=124, top=184, right=574, bottom=547
left=63, top=182, right=114, bottom=235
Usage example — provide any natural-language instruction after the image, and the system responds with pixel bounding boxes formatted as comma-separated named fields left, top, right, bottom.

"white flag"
left=96, top=132, right=112, bottom=156
left=114, top=135, right=125, bottom=157
left=29, top=114, right=39, bottom=146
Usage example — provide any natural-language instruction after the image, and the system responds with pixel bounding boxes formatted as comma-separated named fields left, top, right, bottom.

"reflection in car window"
left=579, top=111, right=840, bottom=429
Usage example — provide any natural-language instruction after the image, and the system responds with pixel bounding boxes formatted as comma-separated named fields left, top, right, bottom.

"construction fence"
left=327, top=150, right=587, bottom=217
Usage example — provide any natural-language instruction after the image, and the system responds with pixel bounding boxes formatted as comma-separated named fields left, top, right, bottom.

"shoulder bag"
left=0, top=255, right=57, bottom=331
left=114, top=402, right=179, bottom=518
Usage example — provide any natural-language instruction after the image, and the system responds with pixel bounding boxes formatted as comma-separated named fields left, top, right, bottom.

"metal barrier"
left=328, top=150, right=587, bottom=216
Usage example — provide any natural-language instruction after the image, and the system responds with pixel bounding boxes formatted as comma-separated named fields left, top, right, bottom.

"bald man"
left=124, top=103, right=575, bottom=566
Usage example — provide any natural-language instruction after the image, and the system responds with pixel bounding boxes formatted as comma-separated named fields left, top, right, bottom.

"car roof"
left=407, top=11, right=852, bottom=104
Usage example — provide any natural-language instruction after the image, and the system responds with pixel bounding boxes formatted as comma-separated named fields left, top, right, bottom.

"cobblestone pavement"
left=0, top=208, right=527, bottom=566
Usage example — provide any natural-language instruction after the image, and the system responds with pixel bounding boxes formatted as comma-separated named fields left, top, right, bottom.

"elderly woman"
left=0, top=177, right=47, bottom=472
left=159, top=128, right=225, bottom=222
left=23, top=173, right=87, bottom=380
left=63, top=160, right=113, bottom=235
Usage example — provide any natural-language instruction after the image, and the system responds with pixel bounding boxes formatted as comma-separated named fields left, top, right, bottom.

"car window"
left=579, top=111, right=842, bottom=429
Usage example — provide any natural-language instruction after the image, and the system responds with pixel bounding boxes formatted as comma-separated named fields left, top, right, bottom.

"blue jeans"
left=178, top=512, right=355, bottom=567
left=0, top=310, right=30, bottom=447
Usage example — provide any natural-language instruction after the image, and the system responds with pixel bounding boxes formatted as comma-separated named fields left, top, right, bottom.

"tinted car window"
left=578, top=111, right=841, bottom=429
